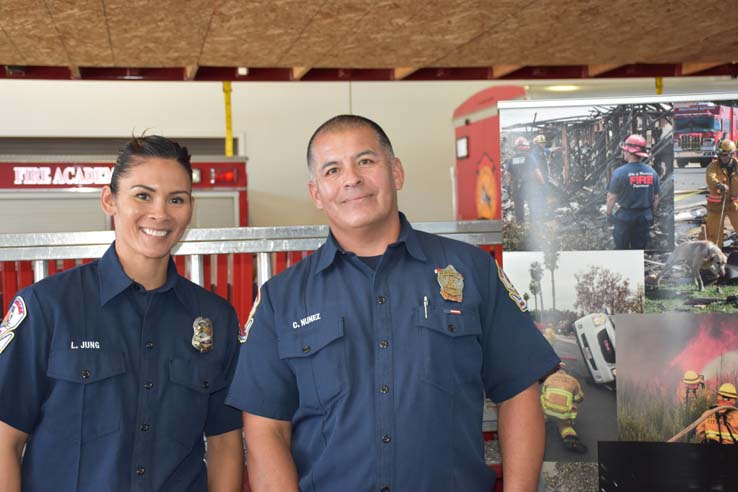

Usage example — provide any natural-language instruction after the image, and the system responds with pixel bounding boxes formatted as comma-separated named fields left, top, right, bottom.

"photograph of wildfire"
left=616, top=313, right=738, bottom=442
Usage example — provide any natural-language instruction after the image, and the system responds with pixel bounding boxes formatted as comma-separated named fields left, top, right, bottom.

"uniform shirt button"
left=302, top=345, right=311, bottom=354
left=135, top=467, right=145, bottom=476
left=377, top=296, right=386, bottom=304
left=202, top=380, right=209, bottom=390
left=80, top=369, right=91, bottom=379
left=145, top=341, right=154, bottom=349
left=140, top=424, right=150, bottom=432
left=447, top=324, right=456, bottom=333
left=382, top=434, right=391, bottom=444
left=380, top=385, right=390, bottom=394
left=381, top=487, right=390, bottom=492
left=379, top=340, right=389, bottom=349
left=144, top=381, right=153, bottom=390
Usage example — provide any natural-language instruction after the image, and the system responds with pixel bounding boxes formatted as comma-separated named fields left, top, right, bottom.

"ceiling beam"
left=292, top=66, right=311, bottom=80
left=681, top=62, right=724, bottom=75
left=492, top=65, right=522, bottom=78
left=588, top=64, right=622, bottom=76
left=184, top=65, right=199, bottom=81
left=393, top=67, right=418, bottom=80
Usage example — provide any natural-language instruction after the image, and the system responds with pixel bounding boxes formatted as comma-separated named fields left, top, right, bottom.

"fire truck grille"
left=680, top=135, right=701, bottom=150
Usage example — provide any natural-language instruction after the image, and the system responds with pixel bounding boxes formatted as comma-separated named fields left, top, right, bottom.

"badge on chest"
left=192, top=316, right=214, bottom=353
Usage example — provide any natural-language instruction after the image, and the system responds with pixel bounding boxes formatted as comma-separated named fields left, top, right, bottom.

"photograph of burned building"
left=500, top=103, right=674, bottom=253
left=646, top=100, right=738, bottom=314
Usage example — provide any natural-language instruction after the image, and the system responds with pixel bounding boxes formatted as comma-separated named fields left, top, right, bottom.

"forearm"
left=497, top=384, right=546, bottom=492
left=606, top=193, right=617, bottom=215
left=206, top=429, right=244, bottom=492
left=244, top=413, right=298, bottom=492
left=0, top=421, right=26, bottom=492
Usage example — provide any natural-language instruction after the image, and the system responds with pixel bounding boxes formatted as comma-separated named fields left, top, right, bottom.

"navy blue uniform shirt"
left=0, top=244, right=242, bottom=492
left=607, top=161, right=660, bottom=221
left=227, top=213, right=559, bottom=492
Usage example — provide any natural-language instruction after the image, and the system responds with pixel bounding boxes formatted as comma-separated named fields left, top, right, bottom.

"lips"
left=342, top=193, right=372, bottom=204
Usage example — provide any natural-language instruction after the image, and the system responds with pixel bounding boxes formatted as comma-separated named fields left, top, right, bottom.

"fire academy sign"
left=1, top=164, right=114, bottom=188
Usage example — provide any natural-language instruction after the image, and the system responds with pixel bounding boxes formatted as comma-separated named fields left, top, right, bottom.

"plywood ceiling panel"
left=45, top=0, right=112, bottom=66
left=200, top=0, right=322, bottom=67
left=0, top=0, right=68, bottom=65
left=435, top=0, right=738, bottom=66
left=0, top=0, right=736, bottom=74
left=103, top=0, right=213, bottom=66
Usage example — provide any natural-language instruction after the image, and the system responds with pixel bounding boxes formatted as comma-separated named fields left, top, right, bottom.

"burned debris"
left=502, top=103, right=673, bottom=252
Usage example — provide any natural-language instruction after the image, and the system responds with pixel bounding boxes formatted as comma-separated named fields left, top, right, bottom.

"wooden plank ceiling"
left=0, top=0, right=737, bottom=81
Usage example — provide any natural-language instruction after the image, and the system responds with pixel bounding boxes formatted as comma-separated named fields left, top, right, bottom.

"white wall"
left=2, top=76, right=736, bottom=226
left=0, top=79, right=493, bottom=226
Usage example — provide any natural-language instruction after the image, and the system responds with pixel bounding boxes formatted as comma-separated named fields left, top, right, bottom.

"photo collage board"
left=494, top=94, right=738, bottom=491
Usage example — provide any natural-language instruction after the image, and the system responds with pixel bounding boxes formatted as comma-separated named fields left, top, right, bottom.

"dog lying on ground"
left=656, top=240, right=728, bottom=291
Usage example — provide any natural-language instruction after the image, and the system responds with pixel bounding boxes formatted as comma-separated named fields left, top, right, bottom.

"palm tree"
left=543, top=240, right=560, bottom=312
left=529, top=261, right=545, bottom=314
left=528, top=282, right=539, bottom=313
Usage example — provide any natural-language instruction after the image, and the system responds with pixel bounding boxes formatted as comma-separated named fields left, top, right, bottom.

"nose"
left=147, top=197, right=170, bottom=220
left=342, top=162, right=362, bottom=187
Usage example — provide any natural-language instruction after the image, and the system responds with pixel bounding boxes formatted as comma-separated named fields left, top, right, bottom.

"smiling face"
left=308, top=125, right=404, bottom=241
left=101, top=157, right=193, bottom=272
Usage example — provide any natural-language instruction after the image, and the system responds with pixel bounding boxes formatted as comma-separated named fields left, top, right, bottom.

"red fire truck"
left=673, top=102, right=738, bottom=168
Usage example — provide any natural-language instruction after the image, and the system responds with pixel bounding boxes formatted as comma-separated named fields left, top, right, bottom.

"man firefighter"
left=540, top=362, right=587, bottom=453
left=682, top=370, right=706, bottom=404
left=506, top=136, right=530, bottom=222
left=705, top=139, right=738, bottom=248
left=696, top=382, right=738, bottom=444
left=606, top=134, right=661, bottom=249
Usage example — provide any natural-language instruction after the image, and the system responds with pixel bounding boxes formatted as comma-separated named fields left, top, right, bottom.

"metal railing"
left=0, top=219, right=501, bottom=286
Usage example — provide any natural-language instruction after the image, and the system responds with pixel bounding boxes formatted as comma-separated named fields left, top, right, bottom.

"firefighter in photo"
left=506, top=136, right=532, bottom=222
left=705, top=139, right=738, bottom=248
left=540, top=362, right=587, bottom=453
left=682, top=370, right=706, bottom=404
left=606, top=134, right=661, bottom=249
left=696, top=382, right=738, bottom=444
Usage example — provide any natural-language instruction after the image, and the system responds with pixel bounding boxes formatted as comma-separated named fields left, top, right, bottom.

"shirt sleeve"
left=0, top=288, right=52, bottom=433
left=481, top=258, right=560, bottom=403
left=653, top=172, right=661, bottom=195
left=204, top=305, right=244, bottom=436
left=225, top=284, right=298, bottom=421
left=607, top=170, right=620, bottom=195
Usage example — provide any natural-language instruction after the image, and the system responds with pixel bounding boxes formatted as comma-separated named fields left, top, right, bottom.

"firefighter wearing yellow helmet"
left=705, top=138, right=738, bottom=248
left=696, top=382, right=738, bottom=444
left=682, top=370, right=705, bottom=403
left=540, top=363, right=587, bottom=453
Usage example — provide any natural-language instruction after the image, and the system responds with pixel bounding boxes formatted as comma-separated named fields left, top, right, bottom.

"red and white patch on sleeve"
left=497, top=266, right=528, bottom=312
left=0, top=296, right=27, bottom=354
left=239, top=287, right=261, bottom=344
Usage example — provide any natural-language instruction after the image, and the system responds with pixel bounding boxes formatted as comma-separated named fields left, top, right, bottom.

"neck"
left=115, top=247, right=170, bottom=291
left=331, top=216, right=402, bottom=257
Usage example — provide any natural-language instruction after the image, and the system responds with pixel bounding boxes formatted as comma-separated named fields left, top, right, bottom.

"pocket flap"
left=278, top=315, right=344, bottom=359
left=416, top=306, right=482, bottom=338
left=169, top=358, right=228, bottom=394
left=47, top=350, right=126, bottom=384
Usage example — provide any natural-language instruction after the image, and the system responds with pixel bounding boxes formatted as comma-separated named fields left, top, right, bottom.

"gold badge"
left=434, top=265, right=464, bottom=302
left=192, top=317, right=213, bottom=353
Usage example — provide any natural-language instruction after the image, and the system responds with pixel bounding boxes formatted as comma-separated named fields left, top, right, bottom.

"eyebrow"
left=317, top=149, right=379, bottom=171
left=130, top=184, right=191, bottom=196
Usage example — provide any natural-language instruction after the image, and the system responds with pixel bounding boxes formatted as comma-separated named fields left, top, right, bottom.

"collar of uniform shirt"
left=98, top=242, right=183, bottom=307
left=314, top=212, right=427, bottom=275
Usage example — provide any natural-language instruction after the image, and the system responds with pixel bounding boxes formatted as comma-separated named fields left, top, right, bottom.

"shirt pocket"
left=166, top=358, right=228, bottom=449
left=45, top=350, right=126, bottom=443
left=277, top=315, right=348, bottom=410
left=416, top=306, right=483, bottom=393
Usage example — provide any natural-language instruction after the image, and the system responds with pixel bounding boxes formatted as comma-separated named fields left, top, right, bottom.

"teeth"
left=142, top=228, right=167, bottom=237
